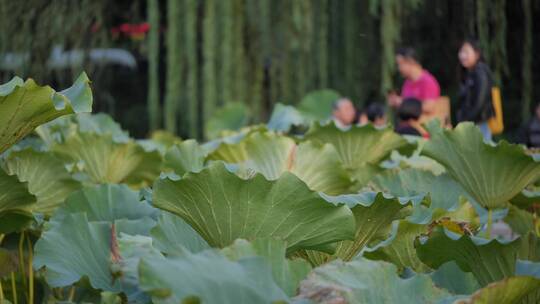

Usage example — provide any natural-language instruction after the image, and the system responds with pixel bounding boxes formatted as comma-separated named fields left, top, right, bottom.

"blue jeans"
left=478, top=122, right=492, bottom=142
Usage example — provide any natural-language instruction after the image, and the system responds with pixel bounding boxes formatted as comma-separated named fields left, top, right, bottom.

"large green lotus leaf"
left=454, top=276, right=540, bottom=304
left=430, top=261, right=481, bottom=295
left=373, top=169, right=467, bottom=211
left=415, top=227, right=521, bottom=286
left=241, top=132, right=352, bottom=195
left=297, top=89, right=340, bottom=121
left=303, top=192, right=417, bottom=266
left=150, top=211, right=210, bottom=255
left=205, top=102, right=249, bottom=140
left=504, top=205, right=534, bottom=236
left=33, top=213, right=122, bottom=291
left=0, top=72, right=92, bottom=154
left=363, top=220, right=430, bottom=272
left=115, top=233, right=164, bottom=303
left=138, top=250, right=288, bottom=304
left=206, top=137, right=248, bottom=163
left=52, top=133, right=162, bottom=186
left=296, top=257, right=450, bottom=304
left=305, top=122, right=407, bottom=167
left=76, top=113, right=130, bottom=143
left=163, top=140, right=205, bottom=176
left=138, top=130, right=183, bottom=155
left=222, top=238, right=311, bottom=296
left=52, top=184, right=158, bottom=224
left=381, top=150, right=446, bottom=175
left=4, top=149, right=81, bottom=215
left=0, top=168, right=36, bottom=233
left=152, top=162, right=355, bottom=254
left=422, top=122, right=540, bottom=209
left=267, top=103, right=306, bottom=132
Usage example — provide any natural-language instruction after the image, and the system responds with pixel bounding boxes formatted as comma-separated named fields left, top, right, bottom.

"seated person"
left=332, top=98, right=357, bottom=128
left=366, top=103, right=387, bottom=127
left=395, top=98, right=428, bottom=137
left=526, top=103, right=540, bottom=148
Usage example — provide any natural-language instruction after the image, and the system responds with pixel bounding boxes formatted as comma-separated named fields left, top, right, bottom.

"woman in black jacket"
left=457, top=39, right=495, bottom=141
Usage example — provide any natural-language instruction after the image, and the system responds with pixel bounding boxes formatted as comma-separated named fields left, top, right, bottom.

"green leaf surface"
left=422, top=123, right=540, bottom=209
left=153, top=162, right=355, bottom=254
left=52, top=133, right=162, bottom=187
left=163, top=139, right=206, bottom=176
left=296, top=257, right=450, bottom=304
left=430, top=261, right=481, bottom=295
left=222, top=238, right=311, bottom=296
left=415, top=227, right=521, bottom=286
left=239, top=131, right=352, bottom=194
left=297, top=89, right=340, bottom=121
left=0, top=72, right=92, bottom=153
left=267, top=103, right=306, bottom=132
left=33, top=213, right=122, bottom=291
left=205, top=102, right=249, bottom=139
left=52, top=184, right=158, bottom=223
left=150, top=211, right=210, bottom=255
left=139, top=250, right=289, bottom=304
left=304, top=192, right=416, bottom=265
left=0, top=167, right=36, bottom=233
left=4, top=148, right=81, bottom=215
left=364, top=220, right=430, bottom=272
left=454, top=276, right=540, bottom=304
left=373, top=169, right=466, bottom=211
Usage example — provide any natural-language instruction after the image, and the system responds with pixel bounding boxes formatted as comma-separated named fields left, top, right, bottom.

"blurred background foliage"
left=0, top=0, right=538, bottom=141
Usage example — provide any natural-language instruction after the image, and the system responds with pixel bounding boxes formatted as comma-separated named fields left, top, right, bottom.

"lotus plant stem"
left=10, top=272, right=17, bottom=304
left=68, top=286, right=75, bottom=302
left=26, top=237, right=33, bottom=304
left=17, top=232, right=27, bottom=298
left=0, top=279, right=4, bottom=302
left=0, top=233, right=4, bottom=245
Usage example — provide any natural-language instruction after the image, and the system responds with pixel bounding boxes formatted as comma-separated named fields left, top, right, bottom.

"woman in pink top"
left=388, top=47, right=441, bottom=114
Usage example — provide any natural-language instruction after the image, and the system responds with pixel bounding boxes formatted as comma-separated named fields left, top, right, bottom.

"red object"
left=401, top=70, right=441, bottom=101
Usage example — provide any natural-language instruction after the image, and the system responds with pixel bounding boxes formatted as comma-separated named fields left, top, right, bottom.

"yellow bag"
left=488, top=87, right=504, bottom=135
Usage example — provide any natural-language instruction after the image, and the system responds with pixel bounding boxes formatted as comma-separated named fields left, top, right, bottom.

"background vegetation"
left=0, top=0, right=538, bottom=140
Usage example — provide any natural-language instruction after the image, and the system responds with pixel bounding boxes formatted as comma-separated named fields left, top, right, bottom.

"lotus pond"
left=1, top=75, right=540, bottom=304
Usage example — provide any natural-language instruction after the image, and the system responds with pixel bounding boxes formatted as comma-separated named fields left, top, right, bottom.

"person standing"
left=332, top=98, right=357, bottom=129
left=457, top=39, right=495, bottom=141
left=387, top=47, right=441, bottom=115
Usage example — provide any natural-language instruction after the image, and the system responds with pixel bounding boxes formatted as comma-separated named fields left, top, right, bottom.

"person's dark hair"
left=461, top=38, right=483, bottom=61
left=365, top=103, right=385, bottom=122
left=396, top=47, right=420, bottom=64
left=398, top=98, right=422, bottom=121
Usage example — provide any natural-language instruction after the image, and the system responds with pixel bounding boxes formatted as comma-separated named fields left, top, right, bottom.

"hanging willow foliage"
left=491, top=0, right=508, bottom=87
left=203, top=0, right=217, bottom=125
left=521, top=0, right=533, bottom=121
left=379, top=0, right=400, bottom=95
left=476, top=0, right=490, bottom=64
left=147, top=0, right=160, bottom=131
left=232, top=0, right=246, bottom=104
left=185, top=0, right=198, bottom=139
left=316, top=0, right=328, bottom=89
left=164, top=0, right=182, bottom=133
left=220, top=0, right=233, bottom=106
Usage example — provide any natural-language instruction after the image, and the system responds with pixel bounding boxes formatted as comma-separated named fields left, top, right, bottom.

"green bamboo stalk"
left=380, top=0, right=399, bottom=95
left=491, top=0, right=507, bottom=87
left=147, top=0, right=161, bottom=131
left=164, top=0, right=182, bottom=133
left=185, top=0, right=199, bottom=139
left=203, top=0, right=217, bottom=128
left=318, top=0, right=328, bottom=89
left=220, top=0, right=233, bottom=105
left=476, top=0, right=490, bottom=64
left=521, top=0, right=532, bottom=121
left=232, top=0, right=246, bottom=104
